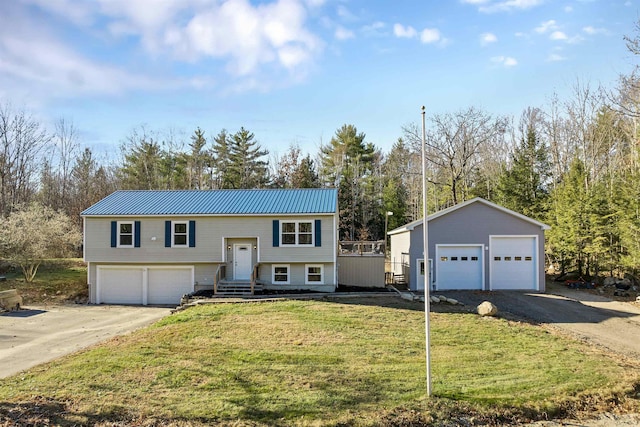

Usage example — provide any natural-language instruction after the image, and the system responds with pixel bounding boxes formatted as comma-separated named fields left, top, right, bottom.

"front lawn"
left=1, top=297, right=639, bottom=426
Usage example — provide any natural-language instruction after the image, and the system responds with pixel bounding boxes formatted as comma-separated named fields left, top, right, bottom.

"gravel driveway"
left=441, top=282, right=640, bottom=359
left=0, top=304, right=170, bottom=378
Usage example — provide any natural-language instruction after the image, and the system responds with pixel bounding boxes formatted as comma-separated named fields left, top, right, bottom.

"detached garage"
left=96, top=266, right=194, bottom=305
left=388, top=198, right=549, bottom=292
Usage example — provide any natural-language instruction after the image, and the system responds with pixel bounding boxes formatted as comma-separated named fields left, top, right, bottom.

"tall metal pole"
left=421, top=105, right=432, bottom=397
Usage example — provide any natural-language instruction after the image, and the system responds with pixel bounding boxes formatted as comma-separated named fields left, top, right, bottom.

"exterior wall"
left=337, top=256, right=385, bottom=288
left=258, top=262, right=335, bottom=292
left=389, top=232, right=410, bottom=277
left=405, top=202, right=546, bottom=291
left=84, top=214, right=335, bottom=264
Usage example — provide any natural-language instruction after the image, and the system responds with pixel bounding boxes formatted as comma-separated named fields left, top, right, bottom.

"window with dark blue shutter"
left=134, top=221, right=141, bottom=248
left=314, top=219, right=321, bottom=247
left=272, top=220, right=279, bottom=247
left=189, top=220, right=196, bottom=247
left=111, top=221, right=117, bottom=248
left=165, top=221, right=171, bottom=247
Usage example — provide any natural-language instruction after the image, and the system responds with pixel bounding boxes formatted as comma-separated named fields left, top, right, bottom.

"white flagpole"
left=421, top=105, right=432, bottom=397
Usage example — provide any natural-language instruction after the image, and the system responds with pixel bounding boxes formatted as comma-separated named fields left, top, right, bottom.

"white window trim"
left=272, top=264, right=291, bottom=285
left=117, top=221, right=134, bottom=248
left=305, top=264, right=324, bottom=285
left=280, top=220, right=314, bottom=247
left=171, top=220, right=189, bottom=248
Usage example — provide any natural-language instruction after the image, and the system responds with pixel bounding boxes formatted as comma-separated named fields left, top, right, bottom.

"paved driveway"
left=0, top=304, right=171, bottom=378
left=444, top=283, right=640, bottom=359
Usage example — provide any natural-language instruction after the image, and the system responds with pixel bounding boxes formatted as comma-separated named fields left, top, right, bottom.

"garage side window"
left=111, top=221, right=140, bottom=248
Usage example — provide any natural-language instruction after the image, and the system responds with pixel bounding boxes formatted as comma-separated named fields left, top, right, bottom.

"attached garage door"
left=148, top=267, right=193, bottom=305
left=490, top=236, right=537, bottom=290
left=436, top=245, right=483, bottom=290
left=98, top=266, right=194, bottom=305
left=98, top=267, right=144, bottom=305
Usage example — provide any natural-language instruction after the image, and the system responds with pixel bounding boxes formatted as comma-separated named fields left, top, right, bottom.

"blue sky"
left=1, top=0, right=637, bottom=158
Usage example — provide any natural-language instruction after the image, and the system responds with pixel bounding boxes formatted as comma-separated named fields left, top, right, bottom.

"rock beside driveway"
left=477, top=301, right=498, bottom=316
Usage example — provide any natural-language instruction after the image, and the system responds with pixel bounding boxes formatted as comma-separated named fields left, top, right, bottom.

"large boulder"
left=477, top=301, right=498, bottom=317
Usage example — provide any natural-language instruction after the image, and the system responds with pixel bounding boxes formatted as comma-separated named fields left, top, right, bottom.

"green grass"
left=1, top=297, right=639, bottom=426
left=0, top=258, right=87, bottom=304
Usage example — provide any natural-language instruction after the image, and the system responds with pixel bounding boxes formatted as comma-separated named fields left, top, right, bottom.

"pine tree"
left=496, top=124, right=550, bottom=220
left=227, top=127, right=270, bottom=189
left=320, top=124, right=377, bottom=240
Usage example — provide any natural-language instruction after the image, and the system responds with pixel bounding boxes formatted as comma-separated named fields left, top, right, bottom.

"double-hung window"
left=305, top=264, right=324, bottom=284
left=281, top=221, right=313, bottom=246
left=173, top=221, right=188, bottom=247
left=165, top=220, right=196, bottom=248
left=118, top=221, right=134, bottom=248
left=272, top=264, right=290, bottom=284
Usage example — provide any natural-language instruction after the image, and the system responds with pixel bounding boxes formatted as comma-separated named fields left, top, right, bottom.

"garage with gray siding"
left=388, top=198, right=549, bottom=292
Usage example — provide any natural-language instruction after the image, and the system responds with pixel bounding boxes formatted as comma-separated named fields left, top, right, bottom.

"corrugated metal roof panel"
left=81, top=188, right=338, bottom=216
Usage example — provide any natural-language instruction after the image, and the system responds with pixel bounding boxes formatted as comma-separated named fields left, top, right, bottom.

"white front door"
left=234, top=244, right=253, bottom=280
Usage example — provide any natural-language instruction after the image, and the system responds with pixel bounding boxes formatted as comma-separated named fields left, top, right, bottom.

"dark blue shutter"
left=110, top=221, right=117, bottom=247
left=165, top=221, right=171, bottom=247
left=189, top=220, right=196, bottom=247
left=314, top=220, right=321, bottom=247
left=272, top=220, right=279, bottom=247
left=134, top=221, right=141, bottom=247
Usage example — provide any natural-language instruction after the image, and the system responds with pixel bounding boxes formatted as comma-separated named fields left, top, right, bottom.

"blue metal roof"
left=81, top=189, right=338, bottom=216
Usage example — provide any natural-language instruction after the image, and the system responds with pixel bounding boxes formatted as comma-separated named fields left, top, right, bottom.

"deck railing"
left=214, top=264, right=226, bottom=294
left=250, top=263, right=260, bottom=294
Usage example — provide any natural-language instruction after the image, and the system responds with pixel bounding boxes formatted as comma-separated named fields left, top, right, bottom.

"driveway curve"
left=0, top=304, right=170, bottom=378
left=444, top=283, right=640, bottom=359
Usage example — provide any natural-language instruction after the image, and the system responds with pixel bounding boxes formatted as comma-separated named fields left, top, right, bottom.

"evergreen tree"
left=496, top=124, right=550, bottom=220
left=187, top=127, right=211, bottom=189
left=320, top=124, right=377, bottom=240
left=227, top=127, right=270, bottom=189
left=211, top=129, right=232, bottom=189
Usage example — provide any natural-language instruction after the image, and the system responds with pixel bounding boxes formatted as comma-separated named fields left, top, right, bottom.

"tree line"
left=3, top=25, right=640, bottom=281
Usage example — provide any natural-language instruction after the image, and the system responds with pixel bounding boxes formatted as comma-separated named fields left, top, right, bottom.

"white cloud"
left=480, top=32, right=498, bottom=45
left=336, top=4, right=357, bottom=21
left=18, top=0, right=324, bottom=80
left=394, top=23, right=447, bottom=46
left=535, top=20, right=558, bottom=34
left=547, top=53, right=566, bottom=61
left=564, top=5, right=573, bottom=12
left=394, top=23, right=418, bottom=39
left=549, top=30, right=568, bottom=40
left=335, top=26, right=355, bottom=40
left=464, top=0, right=544, bottom=13
left=491, top=55, right=518, bottom=67
left=583, top=26, right=607, bottom=35
left=362, top=21, right=385, bottom=35
left=420, top=28, right=441, bottom=44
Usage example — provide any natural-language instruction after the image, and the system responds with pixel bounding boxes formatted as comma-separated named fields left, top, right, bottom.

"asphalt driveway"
left=443, top=282, right=640, bottom=359
left=0, top=304, right=170, bottom=378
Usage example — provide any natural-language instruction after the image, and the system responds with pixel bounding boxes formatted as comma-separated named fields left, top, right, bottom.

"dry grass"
left=1, top=296, right=639, bottom=426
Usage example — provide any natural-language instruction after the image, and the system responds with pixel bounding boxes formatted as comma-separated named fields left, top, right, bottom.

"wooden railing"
left=214, top=264, right=226, bottom=295
left=250, top=263, right=260, bottom=295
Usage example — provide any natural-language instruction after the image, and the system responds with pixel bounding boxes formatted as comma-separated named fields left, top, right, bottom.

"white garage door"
left=436, top=245, right=483, bottom=290
left=98, top=267, right=144, bottom=305
left=490, top=236, right=537, bottom=290
left=148, top=267, right=194, bottom=305
left=98, top=266, right=194, bottom=305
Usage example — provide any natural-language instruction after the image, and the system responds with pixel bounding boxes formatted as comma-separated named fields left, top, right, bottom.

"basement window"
left=272, top=265, right=290, bottom=284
